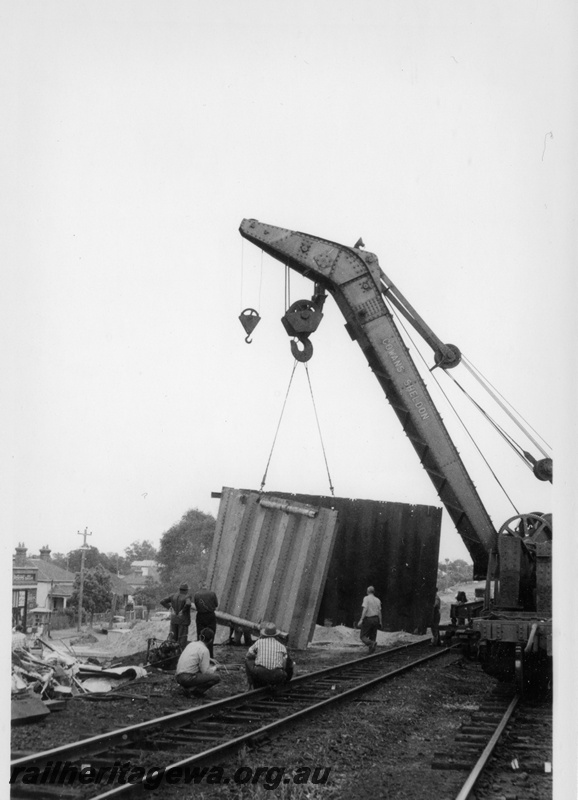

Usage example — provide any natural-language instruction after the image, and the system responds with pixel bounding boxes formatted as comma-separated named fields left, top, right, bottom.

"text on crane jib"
left=382, top=339, right=430, bottom=421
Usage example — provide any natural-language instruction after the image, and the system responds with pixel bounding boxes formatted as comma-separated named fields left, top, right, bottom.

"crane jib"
left=239, top=218, right=497, bottom=576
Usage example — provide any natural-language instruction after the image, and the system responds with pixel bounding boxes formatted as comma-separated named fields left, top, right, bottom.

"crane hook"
left=239, top=308, right=261, bottom=344
left=290, top=335, right=314, bottom=362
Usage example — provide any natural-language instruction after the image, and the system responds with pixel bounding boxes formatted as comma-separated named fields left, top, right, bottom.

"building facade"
left=12, top=544, right=76, bottom=630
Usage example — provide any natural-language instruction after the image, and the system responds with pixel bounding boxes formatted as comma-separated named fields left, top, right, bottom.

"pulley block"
left=280, top=299, right=324, bottom=362
left=281, top=299, right=324, bottom=338
left=239, top=308, right=261, bottom=343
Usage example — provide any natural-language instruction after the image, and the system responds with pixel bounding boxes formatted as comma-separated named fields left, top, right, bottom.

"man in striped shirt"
left=245, top=623, right=293, bottom=689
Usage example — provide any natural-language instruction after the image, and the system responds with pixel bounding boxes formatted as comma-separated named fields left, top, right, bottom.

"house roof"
left=20, top=559, right=76, bottom=584
left=106, top=571, right=133, bottom=596
left=50, top=582, right=73, bottom=597
left=122, top=572, right=158, bottom=589
left=130, top=560, right=158, bottom=568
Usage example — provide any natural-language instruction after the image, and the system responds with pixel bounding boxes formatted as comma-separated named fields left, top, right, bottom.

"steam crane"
left=239, top=218, right=552, bottom=690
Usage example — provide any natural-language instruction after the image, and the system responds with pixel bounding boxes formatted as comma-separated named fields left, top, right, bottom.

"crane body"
left=239, top=217, right=552, bottom=693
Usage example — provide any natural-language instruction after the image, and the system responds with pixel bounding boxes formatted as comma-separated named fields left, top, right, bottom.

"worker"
left=193, top=583, right=219, bottom=658
left=228, top=623, right=253, bottom=646
left=358, top=585, right=382, bottom=653
left=245, top=623, right=293, bottom=689
left=160, top=582, right=193, bottom=649
left=175, top=628, right=221, bottom=697
left=455, top=591, right=468, bottom=604
left=431, top=587, right=441, bottom=646
left=12, top=624, right=28, bottom=650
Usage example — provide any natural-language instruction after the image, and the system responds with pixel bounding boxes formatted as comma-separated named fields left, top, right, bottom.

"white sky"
left=4, top=1, right=574, bottom=565
left=2, top=1, right=577, bottom=791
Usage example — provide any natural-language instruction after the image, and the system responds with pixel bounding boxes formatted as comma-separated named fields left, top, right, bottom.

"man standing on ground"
left=431, top=587, right=441, bottom=646
left=194, top=583, right=219, bottom=658
left=160, top=582, right=192, bottom=649
left=245, top=623, right=293, bottom=689
left=175, top=628, right=220, bottom=697
left=358, top=585, right=382, bottom=653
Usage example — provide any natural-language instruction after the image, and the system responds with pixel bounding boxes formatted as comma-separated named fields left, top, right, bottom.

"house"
left=106, top=571, right=134, bottom=608
left=12, top=544, right=75, bottom=629
left=122, top=559, right=161, bottom=592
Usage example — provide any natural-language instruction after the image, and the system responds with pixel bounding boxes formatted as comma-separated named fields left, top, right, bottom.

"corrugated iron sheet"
left=207, top=488, right=339, bottom=650
left=269, top=491, right=442, bottom=634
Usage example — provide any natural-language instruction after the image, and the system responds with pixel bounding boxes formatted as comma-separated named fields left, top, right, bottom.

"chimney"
left=14, top=542, right=27, bottom=566
left=39, top=545, right=51, bottom=562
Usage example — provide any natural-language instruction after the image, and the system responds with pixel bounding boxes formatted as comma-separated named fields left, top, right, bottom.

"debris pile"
left=11, top=638, right=149, bottom=725
left=12, top=645, right=79, bottom=703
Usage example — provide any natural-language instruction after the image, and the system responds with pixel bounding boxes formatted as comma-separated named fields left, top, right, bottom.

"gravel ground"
left=159, top=650, right=496, bottom=800
left=12, top=583, right=491, bottom=799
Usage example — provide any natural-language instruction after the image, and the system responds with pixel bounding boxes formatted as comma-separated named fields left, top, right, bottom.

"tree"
left=68, top=567, right=113, bottom=626
left=133, top=577, right=163, bottom=618
left=437, top=559, right=473, bottom=591
left=54, top=547, right=117, bottom=574
left=124, top=539, right=158, bottom=564
left=158, top=508, right=216, bottom=589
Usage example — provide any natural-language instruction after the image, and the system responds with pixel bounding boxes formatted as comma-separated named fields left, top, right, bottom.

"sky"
left=4, top=1, right=574, bottom=568
left=2, top=0, right=576, bottom=790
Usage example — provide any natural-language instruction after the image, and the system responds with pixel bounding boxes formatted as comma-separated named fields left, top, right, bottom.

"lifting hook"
left=290, top=335, right=314, bottom=362
left=238, top=308, right=261, bottom=344
left=281, top=298, right=324, bottom=363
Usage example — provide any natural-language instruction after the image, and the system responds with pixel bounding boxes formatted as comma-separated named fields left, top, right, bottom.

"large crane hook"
left=281, top=299, right=324, bottom=362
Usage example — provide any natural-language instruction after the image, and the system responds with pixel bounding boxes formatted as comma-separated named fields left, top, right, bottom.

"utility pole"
left=77, top=527, right=92, bottom=632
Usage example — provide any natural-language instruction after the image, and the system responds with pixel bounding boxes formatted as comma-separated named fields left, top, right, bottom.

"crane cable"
left=460, top=355, right=551, bottom=454
left=444, top=371, right=542, bottom=470
left=259, top=360, right=335, bottom=497
left=239, top=238, right=264, bottom=315
left=304, top=362, right=335, bottom=496
left=390, top=308, right=520, bottom=515
left=259, top=360, right=298, bottom=493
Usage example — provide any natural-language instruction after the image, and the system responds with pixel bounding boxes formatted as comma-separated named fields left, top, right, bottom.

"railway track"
left=432, top=685, right=552, bottom=800
left=11, top=639, right=455, bottom=799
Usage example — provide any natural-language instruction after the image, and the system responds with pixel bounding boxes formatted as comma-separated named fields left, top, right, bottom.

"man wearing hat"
left=175, top=628, right=220, bottom=697
left=160, top=582, right=193, bottom=649
left=245, top=623, right=293, bottom=690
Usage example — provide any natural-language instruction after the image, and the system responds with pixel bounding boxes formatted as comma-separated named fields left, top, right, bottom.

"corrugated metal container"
left=207, top=488, right=339, bottom=650
left=269, top=491, right=442, bottom=634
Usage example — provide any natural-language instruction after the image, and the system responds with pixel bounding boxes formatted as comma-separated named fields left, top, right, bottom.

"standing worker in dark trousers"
left=431, top=587, right=441, bottom=646
left=358, top=586, right=382, bottom=653
left=194, top=583, right=219, bottom=658
left=160, top=583, right=192, bottom=649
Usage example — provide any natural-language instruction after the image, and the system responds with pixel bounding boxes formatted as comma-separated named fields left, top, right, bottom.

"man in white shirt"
left=358, top=586, right=382, bottom=653
left=175, top=628, right=220, bottom=697
left=245, top=623, right=293, bottom=689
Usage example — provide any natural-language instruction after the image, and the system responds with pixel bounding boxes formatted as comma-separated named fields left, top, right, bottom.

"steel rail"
left=10, top=638, right=428, bottom=770
left=454, top=693, right=521, bottom=800
left=84, top=645, right=454, bottom=799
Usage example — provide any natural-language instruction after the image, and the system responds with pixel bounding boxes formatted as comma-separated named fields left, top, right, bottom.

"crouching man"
left=175, top=628, right=220, bottom=697
left=245, top=623, right=293, bottom=690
